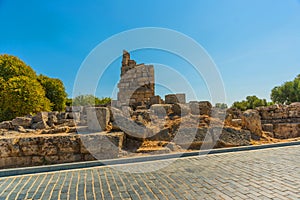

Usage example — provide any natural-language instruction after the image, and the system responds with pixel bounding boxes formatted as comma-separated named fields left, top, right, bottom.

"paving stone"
left=0, top=145, right=300, bottom=199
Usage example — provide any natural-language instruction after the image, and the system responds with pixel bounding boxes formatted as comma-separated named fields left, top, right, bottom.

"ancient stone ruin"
left=117, top=50, right=155, bottom=108
left=1, top=50, right=300, bottom=169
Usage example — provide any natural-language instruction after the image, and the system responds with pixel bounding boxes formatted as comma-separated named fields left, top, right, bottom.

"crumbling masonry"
left=117, top=50, right=155, bottom=107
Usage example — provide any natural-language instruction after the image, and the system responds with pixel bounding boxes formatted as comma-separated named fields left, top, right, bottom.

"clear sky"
left=1, top=0, right=300, bottom=105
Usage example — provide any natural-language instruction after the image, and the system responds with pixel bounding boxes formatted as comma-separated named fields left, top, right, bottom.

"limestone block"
left=32, top=112, right=48, bottom=123
left=80, top=132, right=124, bottom=159
left=41, top=139, right=58, bottom=156
left=0, top=121, right=12, bottom=129
left=189, top=101, right=212, bottom=116
left=31, top=121, right=49, bottom=130
left=150, top=104, right=172, bottom=117
left=242, top=110, right=263, bottom=138
left=273, top=123, right=300, bottom=139
left=262, top=124, right=273, bottom=133
left=22, top=145, right=40, bottom=156
left=59, top=154, right=82, bottom=163
left=56, top=136, right=80, bottom=153
left=175, top=93, right=186, bottom=103
left=165, top=94, right=179, bottom=104
left=171, top=103, right=191, bottom=116
left=12, top=117, right=32, bottom=127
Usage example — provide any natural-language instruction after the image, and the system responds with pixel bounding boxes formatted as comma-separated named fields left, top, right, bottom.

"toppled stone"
left=273, top=123, right=300, bottom=139
left=150, top=104, right=172, bottom=118
left=11, top=117, right=32, bottom=128
left=31, top=121, right=49, bottom=130
left=67, top=112, right=80, bottom=121
left=32, top=112, right=48, bottom=123
left=14, top=126, right=27, bottom=133
left=217, top=127, right=251, bottom=147
left=164, top=94, right=186, bottom=104
left=48, top=112, right=58, bottom=126
left=167, top=142, right=181, bottom=151
left=0, top=121, right=12, bottom=129
left=148, top=128, right=171, bottom=141
left=242, top=110, right=263, bottom=138
left=189, top=101, right=212, bottom=116
left=150, top=95, right=163, bottom=105
left=87, top=107, right=110, bottom=131
left=171, top=103, right=191, bottom=117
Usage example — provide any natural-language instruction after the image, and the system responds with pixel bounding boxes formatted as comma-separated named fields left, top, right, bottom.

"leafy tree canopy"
left=231, top=95, right=272, bottom=111
left=0, top=54, right=36, bottom=80
left=72, top=95, right=111, bottom=106
left=0, top=76, right=51, bottom=121
left=271, top=75, right=300, bottom=105
left=38, top=75, right=67, bottom=111
left=0, top=54, right=66, bottom=121
left=215, top=103, right=228, bottom=109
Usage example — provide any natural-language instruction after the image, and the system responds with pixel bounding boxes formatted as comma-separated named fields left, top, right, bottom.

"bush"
left=72, top=95, right=111, bottom=106
left=271, top=75, right=300, bottom=105
left=231, top=95, right=271, bottom=111
left=38, top=75, right=67, bottom=111
left=0, top=54, right=66, bottom=121
left=0, top=76, right=51, bottom=121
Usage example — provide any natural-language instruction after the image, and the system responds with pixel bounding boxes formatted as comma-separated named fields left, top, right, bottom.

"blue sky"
left=0, top=0, right=300, bottom=105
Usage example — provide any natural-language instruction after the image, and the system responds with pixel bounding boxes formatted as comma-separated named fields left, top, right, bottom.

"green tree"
left=38, top=75, right=67, bottom=111
left=0, top=54, right=66, bottom=121
left=271, top=75, right=300, bottom=104
left=232, top=95, right=270, bottom=111
left=0, top=76, right=51, bottom=121
left=215, top=103, right=228, bottom=109
left=72, top=95, right=111, bottom=106
left=0, top=54, right=36, bottom=80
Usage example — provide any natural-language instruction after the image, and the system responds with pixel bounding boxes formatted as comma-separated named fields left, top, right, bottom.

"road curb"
left=1, top=140, right=300, bottom=177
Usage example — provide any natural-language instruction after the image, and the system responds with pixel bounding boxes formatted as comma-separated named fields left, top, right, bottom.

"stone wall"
left=117, top=50, right=155, bottom=107
left=226, top=103, right=300, bottom=139
left=256, top=103, right=300, bottom=139
left=0, top=132, right=124, bottom=169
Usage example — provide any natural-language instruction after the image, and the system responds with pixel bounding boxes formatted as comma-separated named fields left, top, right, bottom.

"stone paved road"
left=0, top=145, right=299, bottom=200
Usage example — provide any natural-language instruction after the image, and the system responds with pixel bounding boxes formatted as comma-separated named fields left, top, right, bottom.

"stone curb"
left=1, top=141, right=300, bottom=178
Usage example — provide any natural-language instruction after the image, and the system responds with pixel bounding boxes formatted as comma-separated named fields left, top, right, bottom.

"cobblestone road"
left=0, top=145, right=299, bottom=200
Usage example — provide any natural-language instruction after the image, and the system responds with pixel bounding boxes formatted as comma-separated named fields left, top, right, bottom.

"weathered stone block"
left=87, top=107, right=110, bottom=131
left=80, top=132, right=124, bottom=159
left=0, top=121, right=12, bottom=129
left=165, top=94, right=179, bottom=104
left=150, top=95, right=163, bottom=105
left=171, top=103, right=191, bottom=116
left=242, top=110, right=263, bottom=138
left=262, top=124, right=273, bottom=133
left=150, top=104, right=172, bottom=117
left=31, top=121, right=49, bottom=130
left=12, top=117, right=32, bottom=127
left=32, top=112, right=48, bottom=123
left=273, top=123, right=300, bottom=139
left=59, top=154, right=82, bottom=163
left=22, top=145, right=40, bottom=156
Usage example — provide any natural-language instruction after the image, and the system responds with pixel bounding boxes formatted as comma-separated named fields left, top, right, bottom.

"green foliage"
left=271, top=75, right=300, bottom=105
left=71, top=95, right=111, bottom=106
left=215, top=103, right=228, bottom=109
left=38, top=75, right=67, bottom=111
left=231, top=95, right=270, bottom=111
left=0, top=76, right=51, bottom=121
left=0, top=54, right=36, bottom=80
left=0, top=54, right=66, bottom=121
left=65, top=98, right=73, bottom=107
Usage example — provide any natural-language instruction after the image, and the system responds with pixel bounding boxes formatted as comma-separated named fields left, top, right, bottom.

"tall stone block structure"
left=117, top=50, right=155, bottom=106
